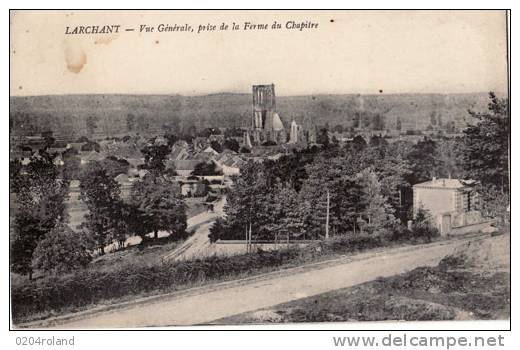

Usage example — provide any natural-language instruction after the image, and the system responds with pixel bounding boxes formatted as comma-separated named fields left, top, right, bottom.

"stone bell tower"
left=252, top=84, right=276, bottom=131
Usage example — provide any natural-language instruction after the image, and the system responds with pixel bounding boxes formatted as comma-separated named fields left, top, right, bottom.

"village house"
left=80, top=150, right=105, bottom=165
left=114, top=173, right=136, bottom=199
left=170, top=146, right=190, bottom=161
left=173, top=160, right=200, bottom=177
left=413, top=178, right=484, bottom=235
left=179, top=179, right=208, bottom=197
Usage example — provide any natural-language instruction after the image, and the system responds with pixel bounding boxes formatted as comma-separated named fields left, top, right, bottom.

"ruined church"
left=243, top=84, right=317, bottom=147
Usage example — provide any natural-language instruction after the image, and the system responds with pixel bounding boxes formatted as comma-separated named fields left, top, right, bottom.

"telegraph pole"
left=248, top=222, right=252, bottom=253
left=325, top=189, right=330, bottom=240
left=246, top=223, right=249, bottom=253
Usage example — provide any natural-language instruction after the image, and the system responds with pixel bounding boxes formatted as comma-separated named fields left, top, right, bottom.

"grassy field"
left=214, top=232, right=510, bottom=324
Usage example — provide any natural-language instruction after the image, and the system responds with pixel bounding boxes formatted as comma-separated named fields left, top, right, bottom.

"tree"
left=129, top=174, right=186, bottom=240
left=126, top=114, right=135, bottom=132
left=317, top=128, right=330, bottom=147
left=9, top=158, right=24, bottom=192
left=210, top=140, right=223, bottom=153
left=10, top=152, right=69, bottom=278
left=136, top=116, right=150, bottom=132
left=43, top=134, right=55, bottom=149
left=412, top=206, right=439, bottom=242
left=361, top=143, right=413, bottom=221
left=352, top=111, right=361, bottom=128
left=164, top=133, right=179, bottom=147
left=369, top=135, right=388, bottom=148
left=79, top=162, right=124, bottom=254
left=81, top=141, right=100, bottom=152
left=333, top=124, right=344, bottom=133
left=224, top=127, right=245, bottom=138
left=86, top=115, right=99, bottom=136
left=208, top=217, right=227, bottom=243
left=357, top=169, right=396, bottom=235
left=430, top=111, right=437, bottom=127
left=101, top=156, right=130, bottom=178
left=435, top=138, right=463, bottom=179
left=396, top=117, right=402, bottom=131
left=140, top=143, right=171, bottom=174
left=300, top=155, right=364, bottom=236
left=10, top=213, right=44, bottom=279
left=372, top=114, right=386, bottom=130
left=199, top=127, right=221, bottom=138
left=192, top=161, right=223, bottom=176
left=437, top=114, right=443, bottom=128
left=223, top=138, right=240, bottom=152
left=275, top=184, right=306, bottom=241
left=461, top=92, right=508, bottom=193
left=406, top=138, right=439, bottom=184
left=349, top=135, right=367, bottom=152
left=76, top=136, right=90, bottom=143
left=32, top=223, right=92, bottom=274
left=222, top=161, right=269, bottom=241
left=445, top=121, right=456, bottom=133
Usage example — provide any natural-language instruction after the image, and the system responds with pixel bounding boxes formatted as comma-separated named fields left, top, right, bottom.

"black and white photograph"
left=8, top=10, right=510, bottom=330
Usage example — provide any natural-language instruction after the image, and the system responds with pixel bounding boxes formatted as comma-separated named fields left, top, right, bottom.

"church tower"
left=252, top=84, right=276, bottom=131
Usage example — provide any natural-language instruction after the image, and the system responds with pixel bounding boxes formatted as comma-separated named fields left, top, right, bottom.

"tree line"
left=10, top=143, right=187, bottom=278
left=210, top=93, right=509, bottom=242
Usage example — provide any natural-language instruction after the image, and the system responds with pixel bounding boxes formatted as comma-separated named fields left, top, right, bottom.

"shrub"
left=191, top=162, right=223, bottom=176
left=410, top=223, right=439, bottom=243
left=12, top=246, right=303, bottom=322
left=319, top=234, right=383, bottom=254
left=11, top=228, right=430, bottom=323
left=411, top=206, right=439, bottom=242
left=32, top=223, right=92, bottom=275
left=387, top=224, right=414, bottom=242
left=208, top=218, right=226, bottom=243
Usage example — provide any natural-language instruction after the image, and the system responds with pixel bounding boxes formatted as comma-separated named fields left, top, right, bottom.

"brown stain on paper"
left=94, top=35, right=119, bottom=45
left=66, top=50, right=87, bottom=74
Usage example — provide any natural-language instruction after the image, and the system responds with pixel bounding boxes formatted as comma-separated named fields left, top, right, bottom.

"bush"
left=387, top=222, right=439, bottom=244
left=387, top=225, right=413, bottom=242
left=319, top=234, right=383, bottom=254
left=32, top=223, right=92, bottom=275
left=410, top=223, right=439, bottom=243
left=11, top=247, right=302, bottom=322
left=208, top=218, right=226, bottom=243
left=411, top=207, right=439, bottom=242
left=191, top=162, right=223, bottom=176
left=11, top=229, right=433, bottom=323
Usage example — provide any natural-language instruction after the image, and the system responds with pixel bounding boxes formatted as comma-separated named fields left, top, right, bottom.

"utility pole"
left=325, top=189, right=330, bottom=240
left=248, top=221, right=252, bottom=253
left=245, top=224, right=248, bottom=253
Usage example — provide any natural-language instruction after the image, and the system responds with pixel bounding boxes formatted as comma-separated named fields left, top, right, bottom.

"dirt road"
left=162, top=196, right=226, bottom=262
left=39, top=235, right=488, bottom=328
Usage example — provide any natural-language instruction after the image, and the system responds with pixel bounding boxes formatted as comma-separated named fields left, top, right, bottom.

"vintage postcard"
left=9, top=10, right=510, bottom=329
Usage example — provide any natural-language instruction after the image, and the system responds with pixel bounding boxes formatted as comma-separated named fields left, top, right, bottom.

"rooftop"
left=414, top=178, right=477, bottom=189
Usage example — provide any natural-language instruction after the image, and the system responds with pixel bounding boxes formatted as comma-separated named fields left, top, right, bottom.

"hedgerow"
left=12, top=233, right=409, bottom=323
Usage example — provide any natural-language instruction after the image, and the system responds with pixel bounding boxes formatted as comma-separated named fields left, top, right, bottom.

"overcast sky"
left=10, top=10, right=508, bottom=96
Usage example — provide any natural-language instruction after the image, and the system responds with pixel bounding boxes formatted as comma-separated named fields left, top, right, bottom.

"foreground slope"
left=217, top=232, right=510, bottom=324
left=21, top=234, right=490, bottom=328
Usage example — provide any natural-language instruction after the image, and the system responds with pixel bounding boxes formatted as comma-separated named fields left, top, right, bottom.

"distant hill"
left=9, top=92, right=492, bottom=139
